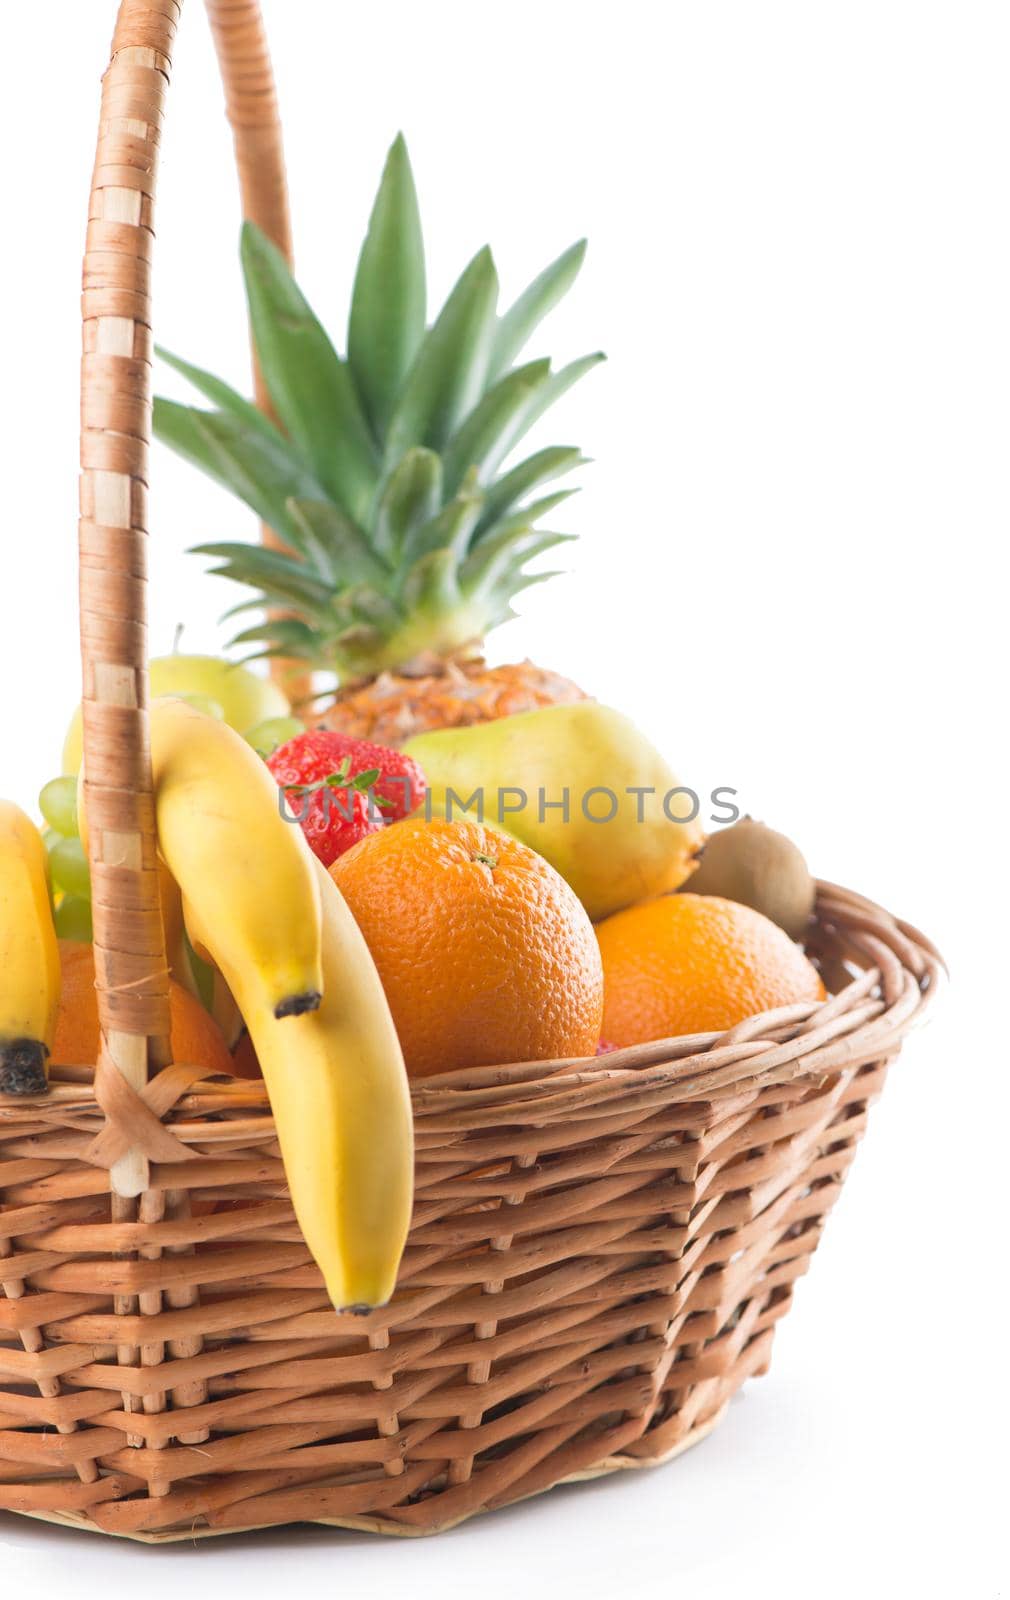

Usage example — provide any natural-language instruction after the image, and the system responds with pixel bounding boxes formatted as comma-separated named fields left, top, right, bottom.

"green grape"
left=42, top=828, right=63, bottom=887
left=245, top=715, right=305, bottom=758
left=39, top=776, right=79, bottom=838
left=175, top=693, right=225, bottom=720
left=54, top=896, right=93, bottom=942
left=41, top=830, right=59, bottom=909
left=49, top=837, right=91, bottom=898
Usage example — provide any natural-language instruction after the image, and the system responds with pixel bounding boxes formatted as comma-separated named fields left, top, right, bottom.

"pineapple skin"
left=309, top=659, right=586, bottom=747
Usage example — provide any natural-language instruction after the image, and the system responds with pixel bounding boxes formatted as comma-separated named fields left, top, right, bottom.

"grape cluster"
left=39, top=777, right=92, bottom=941
left=37, top=715, right=305, bottom=946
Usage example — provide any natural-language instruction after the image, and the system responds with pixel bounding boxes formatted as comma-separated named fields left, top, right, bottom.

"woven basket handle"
left=79, top=0, right=290, bottom=1198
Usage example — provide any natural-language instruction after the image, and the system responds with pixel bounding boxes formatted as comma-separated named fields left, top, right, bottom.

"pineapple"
left=153, top=135, right=600, bottom=744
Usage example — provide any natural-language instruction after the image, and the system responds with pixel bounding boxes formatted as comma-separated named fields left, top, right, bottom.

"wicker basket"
left=0, top=0, right=941, bottom=1543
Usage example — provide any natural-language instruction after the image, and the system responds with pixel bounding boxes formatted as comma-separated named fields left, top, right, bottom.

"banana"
left=235, top=858, right=413, bottom=1311
left=148, top=698, right=324, bottom=1019
left=0, top=802, right=60, bottom=1095
left=84, top=696, right=410, bottom=1307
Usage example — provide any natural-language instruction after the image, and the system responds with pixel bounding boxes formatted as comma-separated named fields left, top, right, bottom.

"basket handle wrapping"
left=79, top=0, right=290, bottom=1196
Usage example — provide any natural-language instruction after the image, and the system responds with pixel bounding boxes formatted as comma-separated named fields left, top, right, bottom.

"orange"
left=596, top=893, right=826, bottom=1046
left=52, top=941, right=234, bottom=1075
left=329, top=817, right=604, bottom=1078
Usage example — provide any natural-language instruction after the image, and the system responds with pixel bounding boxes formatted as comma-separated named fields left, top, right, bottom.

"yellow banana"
left=149, top=698, right=323, bottom=1019
left=0, top=802, right=60, bottom=1096
left=87, top=696, right=410, bottom=1306
left=236, top=858, right=413, bottom=1311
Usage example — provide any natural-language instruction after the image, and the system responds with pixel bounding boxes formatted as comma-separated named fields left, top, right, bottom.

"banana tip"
left=0, top=1039, right=50, bottom=1097
left=327, top=1286, right=395, bottom=1316
left=274, top=990, right=323, bottom=1020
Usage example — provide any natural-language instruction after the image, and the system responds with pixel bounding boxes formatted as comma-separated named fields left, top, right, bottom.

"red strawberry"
left=267, top=731, right=386, bottom=866
left=293, top=729, right=426, bottom=822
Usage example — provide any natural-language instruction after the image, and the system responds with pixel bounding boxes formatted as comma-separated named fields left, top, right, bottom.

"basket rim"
left=2, top=880, right=942, bottom=1133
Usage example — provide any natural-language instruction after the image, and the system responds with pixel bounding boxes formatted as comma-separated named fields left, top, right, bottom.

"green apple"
left=62, top=655, right=291, bottom=774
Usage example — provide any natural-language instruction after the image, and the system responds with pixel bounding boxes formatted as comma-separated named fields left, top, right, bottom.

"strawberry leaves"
left=282, top=756, right=393, bottom=812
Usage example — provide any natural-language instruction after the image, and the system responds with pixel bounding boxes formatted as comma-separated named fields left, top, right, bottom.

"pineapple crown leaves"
left=153, top=133, right=603, bottom=683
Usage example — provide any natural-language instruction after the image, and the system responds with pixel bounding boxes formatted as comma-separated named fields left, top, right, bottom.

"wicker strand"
left=76, top=0, right=291, bottom=1475
left=0, top=1234, right=98, bottom=1487
left=80, top=2, right=179, bottom=1199
left=204, top=0, right=309, bottom=700
left=205, top=0, right=293, bottom=360
left=81, top=0, right=297, bottom=1193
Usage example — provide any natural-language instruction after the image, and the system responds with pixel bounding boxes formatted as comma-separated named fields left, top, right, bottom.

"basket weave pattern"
left=0, top=0, right=940, bottom=1541
left=0, top=884, right=938, bottom=1537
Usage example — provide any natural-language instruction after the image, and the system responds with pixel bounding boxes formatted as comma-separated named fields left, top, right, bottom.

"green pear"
left=61, top=655, right=290, bottom=775
left=404, top=702, right=704, bottom=920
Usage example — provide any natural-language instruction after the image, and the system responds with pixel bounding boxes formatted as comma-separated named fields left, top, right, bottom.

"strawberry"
left=267, top=731, right=387, bottom=867
left=295, top=729, right=427, bottom=822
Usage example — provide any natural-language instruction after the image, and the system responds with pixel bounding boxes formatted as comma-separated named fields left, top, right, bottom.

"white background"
left=0, top=1, right=1004, bottom=1594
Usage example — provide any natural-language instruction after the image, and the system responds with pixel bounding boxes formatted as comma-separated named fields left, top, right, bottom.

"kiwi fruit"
left=686, top=818, right=815, bottom=940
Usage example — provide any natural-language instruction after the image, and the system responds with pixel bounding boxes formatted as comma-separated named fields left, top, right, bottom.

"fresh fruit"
left=53, top=896, right=93, bottom=943
left=265, top=732, right=387, bottom=867
left=174, top=692, right=225, bottom=721
left=229, top=856, right=413, bottom=1310
left=317, top=661, right=587, bottom=749
left=329, top=817, right=604, bottom=1078
left=337, top=735, right=426, bottom=821
left=142, top=656, right=288, bottom=730
left=596, top=893, right=827, bottom=1047
left=0, top=803, right=60, bottom=1095
left=51, top=942, right=233, bottom=1077
left=405, top=702, right=705, bottom=920
left=40, top=774, right=94, bottom=934
left=268, top=728, right=426, bottom=828
left=48, top=836, right=91, bottom=899
left=62, top=654, right=289, bottom=774
left=686, top=818, right=816, bottom=940
left=39, top=776, right=79, bottom=838
left=153, top=134, right=599, bottom=742
left=142, top=704, right=409, bottom=1306
left=245, top=714, right=306, bottom=758
left=148, top=698, right=323, bottom=1019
